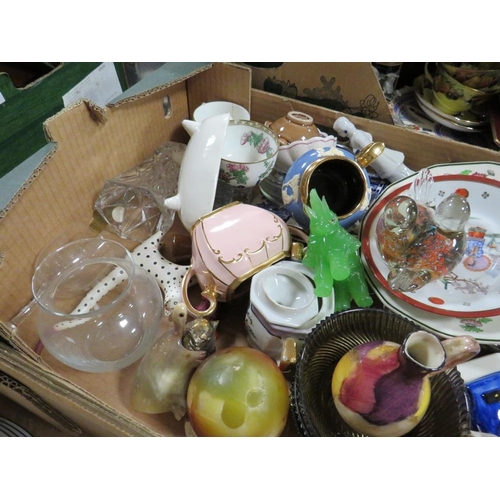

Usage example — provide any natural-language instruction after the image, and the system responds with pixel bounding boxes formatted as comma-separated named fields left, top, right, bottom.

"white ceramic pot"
left=164, top=113, right=230, bottom=231
left=245, top=260, right=336, bottom=362
left=249, top=265, right=318, bottom=328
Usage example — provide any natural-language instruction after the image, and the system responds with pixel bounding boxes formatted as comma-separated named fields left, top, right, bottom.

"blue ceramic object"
left=467, top=372, right=500, bottom=436
left=281, top=146, right=373, bottom=230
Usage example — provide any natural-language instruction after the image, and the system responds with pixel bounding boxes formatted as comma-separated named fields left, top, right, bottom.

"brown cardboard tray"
left=1, top=62, right=500, bottom=436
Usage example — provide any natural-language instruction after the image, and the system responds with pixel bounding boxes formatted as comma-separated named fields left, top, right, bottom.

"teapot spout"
left=182, top=119, right=201, bottom=137
left=403, top=330, right=480, bottom=375
left=164, top=192, right=182, bottom=211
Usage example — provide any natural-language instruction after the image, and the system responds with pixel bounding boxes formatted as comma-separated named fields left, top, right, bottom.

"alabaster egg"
left=187, top=346, right=289, bottom=437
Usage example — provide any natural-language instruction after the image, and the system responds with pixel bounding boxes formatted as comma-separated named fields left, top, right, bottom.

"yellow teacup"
left=425, top=62, right=490, bottom=115
left=442, top=62, right=500, bottom=93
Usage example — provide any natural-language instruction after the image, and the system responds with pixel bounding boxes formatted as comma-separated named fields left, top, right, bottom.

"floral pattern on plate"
left=360, top=162, right=500, bottom=344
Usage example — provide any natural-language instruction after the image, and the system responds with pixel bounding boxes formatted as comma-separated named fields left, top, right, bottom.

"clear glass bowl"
left=291, top=308, right=471, bottom=437
left=32, top=238, right=164, bottom=372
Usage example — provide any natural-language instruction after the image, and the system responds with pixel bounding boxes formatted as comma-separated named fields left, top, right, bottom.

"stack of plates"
left=360, top=161, right=500, bottom=344
left=413, top=75, right=489, bottom=133
left=0, top=417, right=31, bottom=437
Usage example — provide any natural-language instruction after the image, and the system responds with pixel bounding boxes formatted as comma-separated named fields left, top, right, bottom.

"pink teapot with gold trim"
left=182, top=202, right=292, bottom=316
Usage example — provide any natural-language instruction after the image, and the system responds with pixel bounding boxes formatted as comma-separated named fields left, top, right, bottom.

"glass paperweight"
left=376, top=192, right=471, bottom=292
left=94, top=141, right=186, bottom=242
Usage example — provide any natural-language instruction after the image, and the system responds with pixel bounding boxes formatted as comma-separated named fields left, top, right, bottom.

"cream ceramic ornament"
left=333, top=116, right=414, bottom=182
left=129, top=303, right=209, bottom=419
left=164, top=113, right=230, bottom=232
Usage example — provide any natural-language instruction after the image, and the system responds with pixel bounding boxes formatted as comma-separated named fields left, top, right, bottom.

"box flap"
left=244, top=62, right=394, bottom=124
left=0, top=62, right=250, bottom=216
left=0, top=143, right=56, bottom=214
left=109, top=62, right=211, bottom=104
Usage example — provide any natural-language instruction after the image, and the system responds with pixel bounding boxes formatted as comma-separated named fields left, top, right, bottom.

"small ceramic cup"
left=219, top=120, right=280, bottom=188
left=441, top=62, right=500, bottom=93
left=181, top=202, right=292, bottom=316
left=424, top=62, right=490, bottom=115
left=282, top=142, right=384, bottom=229
left=265, top=111, right=321, bottom=145
left=192, top=101, right=250, bottom=122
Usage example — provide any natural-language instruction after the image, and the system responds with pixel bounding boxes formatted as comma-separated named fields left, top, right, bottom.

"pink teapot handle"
left=181, top=266, right=219, bottom=318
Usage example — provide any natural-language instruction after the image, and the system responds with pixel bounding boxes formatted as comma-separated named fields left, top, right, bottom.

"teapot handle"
left=279, top=337, right=297, bottom=372
left=355, top=141, right=385, bottom=168
left=424, top=62, right=436, bottom=85
left=181, top=266, right=219, bottom=318
left=441, top=335, right=481, bottom=371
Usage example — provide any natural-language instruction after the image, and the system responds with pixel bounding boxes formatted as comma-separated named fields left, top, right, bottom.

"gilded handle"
left=181, top=267, right=219, bottom=318
left=355, top=141, right=385, bottom=168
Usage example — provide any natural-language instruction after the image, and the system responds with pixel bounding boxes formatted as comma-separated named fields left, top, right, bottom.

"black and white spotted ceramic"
left=54, top=231, right=192, bottom=330
left=131, top=231, right=191, bottom=311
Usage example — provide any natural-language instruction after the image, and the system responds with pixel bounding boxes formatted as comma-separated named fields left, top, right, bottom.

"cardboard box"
left=242, top=62, right=394, bottom=124
left=2, top=62, right=500, bottom=436
left=0, top=62, right=253, bottom=437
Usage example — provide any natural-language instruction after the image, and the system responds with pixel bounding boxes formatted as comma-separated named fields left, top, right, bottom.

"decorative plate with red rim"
left=361, top=162, right=500, bottom=322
